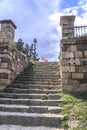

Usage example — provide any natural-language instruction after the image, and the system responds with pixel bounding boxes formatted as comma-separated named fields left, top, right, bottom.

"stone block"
left=68, top=58, right=74, bottom=65
left=61, top=72, right=71, bottom=79
left=75, top=58, right=80, bottom=65
left=84, top=73, right=87, bottom=80
left=0, top=54, right=12, bottom=60
left=0, top=39, right=3, bottom=43
left=72, top=73, right=84, bottom=79
left=0, top=63, right=8, bottom=68
left=80, top=83, right=87, bottom=90
left=75, top=51, right=83, bottom=58
left=3, top=49, right=8, bottom=53
left=62, top=82, right=83, bottom=92
left=0, top=73, right=8, bottom=79
left=80, top=58, right=87, bottom=65
left=61, top=59, right=68, bottom=65
left=8, top=74, right=12, bottom=80
left=68, top=58, right=80, bottom=65
left=0, top=69, right=11, bottom=74
left=75, top=65, right=87, bottom=72
left=62, top=85, right=74, bottom=92
left=84, top=51, right=87, bottom=57
left=62, top=79, right=68, bottom=84
left=68, top=45, right=77, bottom=52
left=61, top=38, right=77, bottom=45
left=0, top=79, right=11, bottom=85
left=62, top=52, right=74, bottom=59
left=0, top=85, right=6, bottom=90
left=12, top=63, right=15, bottom=71
left=68, top=80, right=80, bottom=86
left=62, top=66, right=75, bottom=72
left=8, top=51, right=12, bottom=57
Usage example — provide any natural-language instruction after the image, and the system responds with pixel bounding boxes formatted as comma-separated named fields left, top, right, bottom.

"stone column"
left=60, top=16, right=87, bottom=92
left=0, top=20, right=16, bottom=90
left=60, top=16, right=77, bottom=92
left=60, top=15, right=75, bottom=39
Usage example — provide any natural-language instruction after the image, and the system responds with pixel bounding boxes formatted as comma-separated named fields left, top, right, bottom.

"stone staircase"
left=0, top=62, right=64, bottom=127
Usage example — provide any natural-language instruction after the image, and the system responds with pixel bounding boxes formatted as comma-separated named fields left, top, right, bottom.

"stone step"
left=21, top=73, right=58, bottom=77
left=27, top=68, right=59, bottom=71
left=0, top=98, right=62, bottom=106
left=7, top=84, right=61, bottom=89
left=0, top=112, right=64, bottom=127
left=12, top=81, right=60, bottom=85
left=33, top=67, right=59, bottom=69
left=0, top=104, right=62, bottom=114
left=14, top=77, right=61, bottom=82
left=6, top=88, right=62, bottom=94
left=0, top=93, right=61, bottom=100
left=0, top=61, right=63, bottom=127
left=23, top=68, right=58, bottom=71
left=16, top=76, right=60, bottom=80
left=23, top=71, right=58, bottom=74
left=20, top=75, right=59, bottom=79
left=35, top=62, right=58, bottom=66
left=21, top=72, right=57, bottom=77
left=28, top=68, right=59, bottom=71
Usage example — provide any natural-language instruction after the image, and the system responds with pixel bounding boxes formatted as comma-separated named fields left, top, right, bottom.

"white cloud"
left=1, top=0, right=87, bottom=61
left=63, top=6, right=78, bottom=15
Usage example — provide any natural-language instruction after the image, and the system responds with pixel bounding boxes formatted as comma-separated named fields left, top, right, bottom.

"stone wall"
left=60, top=16, right=87, bottom=92
left=0, top=20, right=28, bottom=90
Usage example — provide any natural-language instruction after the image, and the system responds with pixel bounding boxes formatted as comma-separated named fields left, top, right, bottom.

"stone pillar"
left=0, top=20, right=16, bottom=90
left=60, top=16, right=77, bottom=92
left=60, top=15, right=75, bottom=39
left=60, top=16, right=87, bottom=92
left=0, top=20, right=16, bottom=43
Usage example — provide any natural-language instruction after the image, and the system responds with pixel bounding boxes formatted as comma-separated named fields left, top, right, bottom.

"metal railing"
left=74, top=25, right=87, bottom=38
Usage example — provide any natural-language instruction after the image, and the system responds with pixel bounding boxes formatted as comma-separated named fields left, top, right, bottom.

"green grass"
left=60, top=91, right=87, bottom=130
left=55, top=71, right=60, bottom=77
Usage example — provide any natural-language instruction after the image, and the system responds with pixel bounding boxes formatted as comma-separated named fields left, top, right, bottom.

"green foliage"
left=57, top=61, right=60, bottom=66
left=16, top=38, right=24, bottom=52
left=61, top=91, right=87, bottom=130
left=61, top=120, right=68, bottom=129
left=56, top=71, right=60, bottom=77
left=16, top=38, right=39, bottom=61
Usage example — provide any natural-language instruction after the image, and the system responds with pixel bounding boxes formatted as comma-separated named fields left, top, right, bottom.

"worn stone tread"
left=0, top=93, right=61, bottom=100
left=0, top=62, right=63, bottom=127
left=0, top=125, right=64, bottom=130
left=0, top=112, right=64, bottom=127
left=5, top=88, right=61, bottom=94
left=0, top=104, right=62, bottom=113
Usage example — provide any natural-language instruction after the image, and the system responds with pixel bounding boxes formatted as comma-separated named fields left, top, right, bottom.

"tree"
left=33, top=38, right=37, bottom=43
left=16, top=39, right=24, bottom=52
left=24, top=43, right=30, bottom=57
left=32, top=38, right=39, bottom=61
left=16, top=38, right=39, bottom=61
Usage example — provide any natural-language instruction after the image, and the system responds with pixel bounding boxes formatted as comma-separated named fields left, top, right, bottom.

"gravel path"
left=0, top=125, right=64, bottom=130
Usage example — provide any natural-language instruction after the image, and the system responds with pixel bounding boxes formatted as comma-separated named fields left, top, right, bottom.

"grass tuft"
left=60, top=91, right=87, bottom=130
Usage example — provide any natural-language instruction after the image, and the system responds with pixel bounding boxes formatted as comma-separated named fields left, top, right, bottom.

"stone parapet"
left=0, top=20, right=28, bottom=90
left=60, top=15, right=87, bottom=92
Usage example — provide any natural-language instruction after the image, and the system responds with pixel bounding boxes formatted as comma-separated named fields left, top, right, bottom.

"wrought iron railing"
left=74, top=25, right=87, bottom=37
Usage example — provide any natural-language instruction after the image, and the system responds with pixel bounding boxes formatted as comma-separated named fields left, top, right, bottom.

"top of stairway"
left=36, top=62, right=58, bottom=64
left=32, top=62, right=59, bottom=68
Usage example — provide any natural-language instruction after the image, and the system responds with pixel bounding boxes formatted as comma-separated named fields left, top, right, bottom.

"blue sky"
left=0, top=0, right=87, bottom=61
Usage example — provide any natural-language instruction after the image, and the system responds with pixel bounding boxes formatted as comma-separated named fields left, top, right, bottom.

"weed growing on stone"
left=55, top=71, right=60, bottom=77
